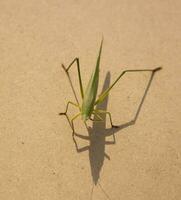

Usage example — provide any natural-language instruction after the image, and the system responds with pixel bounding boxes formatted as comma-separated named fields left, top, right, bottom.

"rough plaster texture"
left=0, top=0, right=181, bottom=199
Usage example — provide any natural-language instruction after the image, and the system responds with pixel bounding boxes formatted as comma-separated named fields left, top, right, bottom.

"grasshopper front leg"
left=59, top=101, right=79, bottom=115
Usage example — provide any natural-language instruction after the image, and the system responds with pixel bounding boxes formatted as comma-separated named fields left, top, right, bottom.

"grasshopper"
left=59, top=39, right=162, bottom=140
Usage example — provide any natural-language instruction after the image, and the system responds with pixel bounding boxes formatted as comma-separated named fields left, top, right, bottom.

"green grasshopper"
left=60, top=39, right=161, bottom=139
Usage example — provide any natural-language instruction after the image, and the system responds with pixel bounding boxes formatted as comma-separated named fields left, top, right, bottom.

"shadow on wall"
left=74, top=69, right=159, bottom=185
left=74, top=72, right=113, bottom=185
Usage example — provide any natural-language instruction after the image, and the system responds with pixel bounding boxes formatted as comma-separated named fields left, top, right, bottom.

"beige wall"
left=0, top=0, right=180, bottom=199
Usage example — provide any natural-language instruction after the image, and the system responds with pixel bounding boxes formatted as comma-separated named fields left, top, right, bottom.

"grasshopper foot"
left=61, top=64, right=69, bottom=73
left=112, top=125, right=119, bottom=128
left=59, top=112, right=66, bottom=115
left=153, top=67, right=162, bottom=72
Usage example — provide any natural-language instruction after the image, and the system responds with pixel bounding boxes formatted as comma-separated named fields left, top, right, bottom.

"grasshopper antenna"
left=98, top=181, right=112, bottom=200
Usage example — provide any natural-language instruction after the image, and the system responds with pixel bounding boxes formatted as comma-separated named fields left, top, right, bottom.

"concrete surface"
left=0, top=0, right=181, bottom=199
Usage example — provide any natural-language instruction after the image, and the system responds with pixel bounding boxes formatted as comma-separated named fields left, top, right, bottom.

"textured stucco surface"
left=0, top=0, right=181, bottom=199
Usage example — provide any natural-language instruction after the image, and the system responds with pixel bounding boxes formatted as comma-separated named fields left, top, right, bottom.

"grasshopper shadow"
left=74, top=69, right=159, bottom=185
left=75, top=72, right=115, bottom=185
